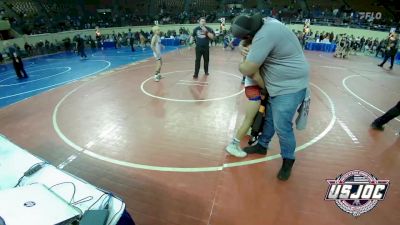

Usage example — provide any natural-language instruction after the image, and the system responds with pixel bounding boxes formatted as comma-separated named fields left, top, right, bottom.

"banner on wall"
left=390, top=28, right=396, bottom=33
left=154, top=20, right=159, bottom=25
left=359, top=12, right=382, bottom=20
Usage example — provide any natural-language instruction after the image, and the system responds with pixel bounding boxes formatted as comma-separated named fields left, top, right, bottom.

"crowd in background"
left=1, top=25, right=393, bottom=64
left=294, top=29, right=392, bottom=57
left=0, top=27, right=193, bottom=62
left=1, top=0, right=399, bottom=65
left=0, top=0, right=398, bottom=36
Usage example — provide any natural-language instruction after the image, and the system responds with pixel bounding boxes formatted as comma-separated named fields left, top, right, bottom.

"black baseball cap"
left=231, top=14, right=263, bottom=39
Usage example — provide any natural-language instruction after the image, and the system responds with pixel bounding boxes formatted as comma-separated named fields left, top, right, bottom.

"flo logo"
left=325, top=170, right=389, bottom=217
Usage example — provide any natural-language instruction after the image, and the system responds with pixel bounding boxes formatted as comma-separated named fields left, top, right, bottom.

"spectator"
left=233, top=14, right=310, bottom=181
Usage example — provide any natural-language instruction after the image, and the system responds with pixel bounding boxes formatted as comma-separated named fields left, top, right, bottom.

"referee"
left=191, top=17, right=214, bottom=79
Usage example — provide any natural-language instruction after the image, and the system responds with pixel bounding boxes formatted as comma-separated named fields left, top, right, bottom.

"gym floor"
left=0, top=46, right=399, bottom=225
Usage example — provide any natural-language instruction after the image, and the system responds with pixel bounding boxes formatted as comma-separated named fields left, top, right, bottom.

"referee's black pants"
left=373, top=101, right=400, bottom=127
left=194, top=46, right=209, bottom=77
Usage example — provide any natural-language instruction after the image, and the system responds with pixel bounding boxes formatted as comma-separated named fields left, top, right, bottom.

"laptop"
left=0, top=184, right=81, bottom=225
left=79, top=209, right=109, bottom=225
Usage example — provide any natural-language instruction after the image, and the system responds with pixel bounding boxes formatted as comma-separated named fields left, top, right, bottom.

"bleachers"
left=191, top=0, right=219, bottom=12
left=156, top=0, right=185, bottom=12
left=244, top=0, right=258, bottom=8
left=270, top=0, right=299, bottom=9
left=5, top=0, right=39, bottom=17
left=306, top=0, right=343, bottom=9
left=345, top=0, right=390, bottom=17
left=41, top=2, right=61, bottom=15
left=43, top=3, right=78, bottom=18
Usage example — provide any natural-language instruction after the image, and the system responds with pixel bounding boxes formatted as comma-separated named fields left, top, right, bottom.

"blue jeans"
left=258, top=88, right=306, bottom=159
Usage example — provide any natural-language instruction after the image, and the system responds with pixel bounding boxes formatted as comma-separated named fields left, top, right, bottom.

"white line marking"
left=0, top=67, right=72, bottom=87
left=207, top=191, right=218, bottom=225
left=320, top=66, right=347, bottom=70
left=98, top=125, right=118, bottom=139
left=85, top=141, right=95, bottom=149
left=179, top=80, right=209, bottom=84
left=176, top=82, right=208, bottom=87
left=46, top=58, right=77, bottom=61
left=337, top=119, right=360, bottom=144
left=57, top=154, right=77, bottom=169
left=53, top=81, right=336, bottom=172
left=0, top=60, right=111, bottom=100
left=141, top=70, right=244, bottom=102
left=342, top=75, right=400, bottom=122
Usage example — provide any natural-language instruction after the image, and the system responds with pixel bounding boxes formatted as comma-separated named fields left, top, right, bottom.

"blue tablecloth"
left=103, top=41, right=116, bottom=48
left=232, top=38, right=241, bottom=46
left=305, top=42, right=336, bottom=52
left=161, top=38, right=180, bottom=46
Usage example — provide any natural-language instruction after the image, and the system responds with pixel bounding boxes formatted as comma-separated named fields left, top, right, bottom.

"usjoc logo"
left=325, top=170, right=389, bottom=217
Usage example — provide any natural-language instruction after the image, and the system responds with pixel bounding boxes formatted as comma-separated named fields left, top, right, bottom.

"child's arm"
left=150, top=36, right=156, bottom=51
left=240, top=39, right=252, bottom=48
left=252, top=70, right=265, bottom=88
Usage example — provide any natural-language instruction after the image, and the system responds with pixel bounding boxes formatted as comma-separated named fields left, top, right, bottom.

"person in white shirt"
left=225, top=40, right=266, bottom=158
left=151, top=26, right=164, bottom=82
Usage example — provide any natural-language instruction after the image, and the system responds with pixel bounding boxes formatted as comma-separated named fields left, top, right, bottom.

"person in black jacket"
left=11, top=52, right=28, bottom=79
left=378, top=32, right=398, bottom=69
left=190, top=17, right=215, bottom=79
left=76, top=34, right=87, bottom=59
left=0, top=52, right=5, bottom=72
left=371, top=101, right=400, bottom=131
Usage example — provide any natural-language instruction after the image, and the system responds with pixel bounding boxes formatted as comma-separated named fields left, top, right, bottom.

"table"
left=305, top=42, right=337, bottom=52
left=0, top=134, right=133, bottom=225
left=161, top=38, right=180, bottom=46
left=103, top=41, right=116, bottom=48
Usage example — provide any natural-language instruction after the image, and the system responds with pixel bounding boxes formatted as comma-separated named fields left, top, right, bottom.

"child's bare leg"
left=154, top=59, right=162, bottom=81
left=235, top=100, right=260, bottom=141
left=155, top=59, right=162, bottom=74
left=226, top=99, right=260, bottom=158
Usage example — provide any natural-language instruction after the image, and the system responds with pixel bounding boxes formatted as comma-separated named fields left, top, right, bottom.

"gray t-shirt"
left=247, top=17, right=309, bottom=97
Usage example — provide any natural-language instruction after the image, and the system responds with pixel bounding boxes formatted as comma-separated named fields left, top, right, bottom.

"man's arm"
left=239, top=60, right=260, bottom=78
left=206, top=27, right=215, bottom=40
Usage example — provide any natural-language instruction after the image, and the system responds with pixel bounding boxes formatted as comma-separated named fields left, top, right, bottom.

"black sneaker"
left=277, top=158, right=295, bottom=181
left=378, top=64, right=383, bottom=67
left=205, top=73, right=209, bottom=76
left=371, top=122, right=384, bottom=131
left=193, top=75, right=198, bottom=79
left=243, top=143, right=267, bottom=155
left=389, top=66, right=393, bottom=70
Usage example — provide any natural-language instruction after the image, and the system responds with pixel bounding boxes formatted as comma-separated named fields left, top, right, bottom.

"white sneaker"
left=154, top=74, right=162, bottom=82
left=246, top=128, right=252, bottom=135
left=225, top=143, right=247, bottom=158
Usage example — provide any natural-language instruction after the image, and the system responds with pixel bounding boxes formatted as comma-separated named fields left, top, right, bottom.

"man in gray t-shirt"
left=232, top=14, right=310, bottom=181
